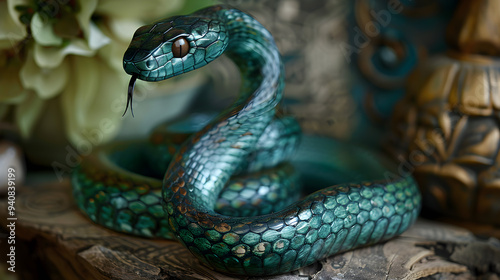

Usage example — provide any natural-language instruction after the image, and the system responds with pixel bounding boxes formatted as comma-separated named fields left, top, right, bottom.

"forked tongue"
left=122, top=75, right=137, bottom=117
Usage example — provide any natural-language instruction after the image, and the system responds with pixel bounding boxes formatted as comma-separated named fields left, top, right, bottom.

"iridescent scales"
left=164, top=176, right=419, bottom=275
left=123, top=14, right=228, bottom=81
left=72, top=114, right=302, bottom=239
left=72, top=4, right=421, bottom=277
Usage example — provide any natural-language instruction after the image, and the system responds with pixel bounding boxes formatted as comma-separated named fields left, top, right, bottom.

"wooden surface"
left=1, top=180, right=500, bottom=280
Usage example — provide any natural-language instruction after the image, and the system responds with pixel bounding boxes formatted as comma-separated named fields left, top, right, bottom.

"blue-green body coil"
left=73, top=5, right=421, bottom=276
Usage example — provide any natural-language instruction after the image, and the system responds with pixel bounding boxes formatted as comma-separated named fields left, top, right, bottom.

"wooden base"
left=1, top=180, right=499, bottom=279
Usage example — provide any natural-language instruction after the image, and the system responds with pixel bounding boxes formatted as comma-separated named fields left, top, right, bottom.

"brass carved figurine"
left=387, top=0, right=500, bottom=226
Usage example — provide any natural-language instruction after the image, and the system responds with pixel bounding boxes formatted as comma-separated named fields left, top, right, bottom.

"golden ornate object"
left=387, top=0, right=500, bottom=225
left=446, top=0, right=500, bottom=56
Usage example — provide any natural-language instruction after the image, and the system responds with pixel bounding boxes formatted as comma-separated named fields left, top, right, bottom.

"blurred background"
left=0, top=0, right=456, bottom=169
left=4, top=0, right=500, bottom=278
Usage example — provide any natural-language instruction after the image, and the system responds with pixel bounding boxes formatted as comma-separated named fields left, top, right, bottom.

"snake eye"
left=172, top=37, right=189, bottom=58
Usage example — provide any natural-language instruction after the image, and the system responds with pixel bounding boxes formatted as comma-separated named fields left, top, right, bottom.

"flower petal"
left=106, top=17, right=143, bottom=42
left=60, top=55, right=123, bottom=146
left=95, top=0, right=183, bottom=20
left=30, top=12, right=63, bottom=47
left=20, top=51, right=69, bottom=99
left=0, top=0, right=26, bottom=49
left=75, top=0, right=98, bottom=39
left=33, top=22, right=110, bottom=69
left=97, top=18, right=142, bottom=72
left=7, top=0, right=30, bottom=26
left=14, top=91, right=44, bottom=138
left=87, top=21, right=111, bottom=50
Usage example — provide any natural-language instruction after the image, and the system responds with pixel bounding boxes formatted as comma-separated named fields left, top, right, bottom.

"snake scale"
left=72, top=5, right=421, bottom=276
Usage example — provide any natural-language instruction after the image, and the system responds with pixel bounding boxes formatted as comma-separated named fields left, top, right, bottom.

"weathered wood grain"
left=1, top=180, right=499, bottom=279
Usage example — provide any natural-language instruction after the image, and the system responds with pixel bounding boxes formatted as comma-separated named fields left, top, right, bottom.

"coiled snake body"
left=73, top=5, right=421, bottom=276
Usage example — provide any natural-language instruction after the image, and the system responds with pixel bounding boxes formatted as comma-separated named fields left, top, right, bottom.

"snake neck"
left=223, top=8, right=284, bottom=116
left=163, top=6, right=284, bottom=211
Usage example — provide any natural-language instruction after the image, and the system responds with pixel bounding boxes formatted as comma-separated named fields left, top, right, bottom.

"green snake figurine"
left=72, top=5, right=421, bottom=276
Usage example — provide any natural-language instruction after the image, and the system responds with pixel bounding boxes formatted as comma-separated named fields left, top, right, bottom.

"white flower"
left=0, top=0, right=210, bottom=150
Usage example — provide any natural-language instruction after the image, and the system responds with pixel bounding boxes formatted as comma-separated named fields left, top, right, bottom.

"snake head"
left=123, top=15, right=229, bottom=82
